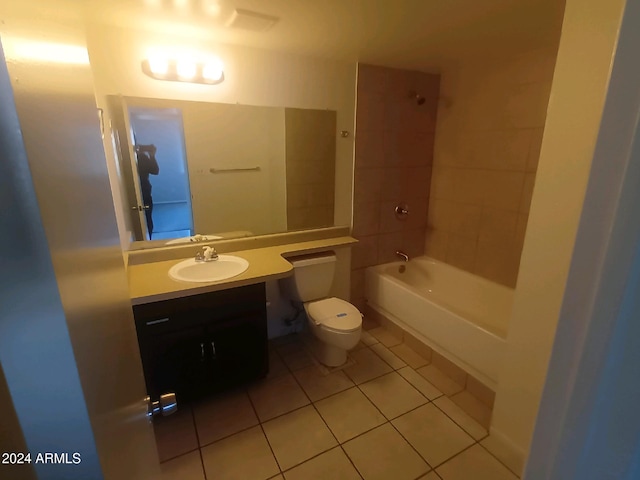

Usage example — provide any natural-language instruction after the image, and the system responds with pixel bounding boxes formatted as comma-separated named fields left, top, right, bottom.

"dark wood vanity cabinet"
left=133, top=283, right=268, bottom=402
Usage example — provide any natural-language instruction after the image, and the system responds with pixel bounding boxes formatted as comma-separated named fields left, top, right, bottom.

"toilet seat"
left=305, top=297, right=362, bottom=333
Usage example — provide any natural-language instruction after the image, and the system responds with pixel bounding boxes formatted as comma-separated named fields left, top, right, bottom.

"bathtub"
left=365, top=256, right=513, bottom=388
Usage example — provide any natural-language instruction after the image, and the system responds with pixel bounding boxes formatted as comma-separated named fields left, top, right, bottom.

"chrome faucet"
left=396, top=250, right=409, bottom=262
left=195, top=246, right=218, bottom=262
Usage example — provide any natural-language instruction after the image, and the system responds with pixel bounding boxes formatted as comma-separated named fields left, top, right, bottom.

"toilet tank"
left=281, top=252, right=337, bottom=302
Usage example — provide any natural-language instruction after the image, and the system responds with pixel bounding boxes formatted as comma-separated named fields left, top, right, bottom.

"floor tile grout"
left=188, top=405, right=208, bottom=480
left=244, top=384, right=284, bottom=474
left=158, top=328, right=509, bottom=479
left=476, top=439, right=522, bottom=478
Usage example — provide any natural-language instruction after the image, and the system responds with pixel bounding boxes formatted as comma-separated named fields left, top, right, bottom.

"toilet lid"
left=307, top=297, right=362, bottom=332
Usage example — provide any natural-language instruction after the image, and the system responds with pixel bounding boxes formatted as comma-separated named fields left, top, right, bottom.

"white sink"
left=168, top=255, right=249, bottom=283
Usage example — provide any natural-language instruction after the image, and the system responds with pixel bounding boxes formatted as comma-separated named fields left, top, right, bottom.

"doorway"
left=129, top=107, right=194, bottom=240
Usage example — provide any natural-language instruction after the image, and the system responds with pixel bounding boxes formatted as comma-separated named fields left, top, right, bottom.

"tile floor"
left=153, top=326, right=519, bottom=480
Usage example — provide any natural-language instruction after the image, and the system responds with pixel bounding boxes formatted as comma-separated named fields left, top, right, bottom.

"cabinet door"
left=205, top=313, right=268, bottom=389
left=139, top=325, right=209, bottom=401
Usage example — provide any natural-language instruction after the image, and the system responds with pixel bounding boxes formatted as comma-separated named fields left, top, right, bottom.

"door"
left=106, top=94, right=148, bottom=241
left=127, top=105, right=195, bottom=241
left=0, top=32, right=161, bottom=480
left=120, top=96, right=152, bottom=240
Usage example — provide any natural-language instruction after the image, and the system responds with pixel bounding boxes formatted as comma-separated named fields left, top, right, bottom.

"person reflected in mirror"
left=135, top=144, right=159, bottom=239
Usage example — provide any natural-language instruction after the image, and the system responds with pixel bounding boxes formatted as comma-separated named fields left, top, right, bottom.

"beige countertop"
left=128, top=236, right=357, bottom=305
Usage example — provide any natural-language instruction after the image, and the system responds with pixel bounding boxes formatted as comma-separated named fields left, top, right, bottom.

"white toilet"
left=280, top=252, right=362, bottom=367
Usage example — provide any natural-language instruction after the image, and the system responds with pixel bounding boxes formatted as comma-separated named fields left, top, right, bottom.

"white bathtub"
left=365, top=256, right=513, bottom=388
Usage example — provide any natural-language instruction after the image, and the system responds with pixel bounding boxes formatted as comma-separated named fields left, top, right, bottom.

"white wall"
left=85, top=22, right=357, bottom=239
left=183, top=102, right=286, bottom=235
left=487, top=0, right=627, bottom=471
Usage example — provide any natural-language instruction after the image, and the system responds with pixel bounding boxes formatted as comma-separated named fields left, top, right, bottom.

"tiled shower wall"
left=350, top=64, right=440, bottom=311
left=426, top=49, right=558, bottom=287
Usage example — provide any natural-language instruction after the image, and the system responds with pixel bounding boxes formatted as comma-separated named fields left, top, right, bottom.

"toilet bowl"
left=279, top=252, right=362, bottom=367
left=304, top=297, right=362, bottom=367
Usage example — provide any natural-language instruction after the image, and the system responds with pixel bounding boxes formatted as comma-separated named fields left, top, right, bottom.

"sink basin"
left=168, top=255, right=249, bottom=283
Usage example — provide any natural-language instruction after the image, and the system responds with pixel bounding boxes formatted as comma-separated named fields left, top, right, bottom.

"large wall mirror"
left=109, top=95, right=338, bottom=249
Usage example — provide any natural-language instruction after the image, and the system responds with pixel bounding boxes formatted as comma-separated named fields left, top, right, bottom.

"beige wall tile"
left=456, top=131, right=496, bottom=169
left=474, top=237, right=521, bottom=287
left=433, top=396, right=488, bottom=441
left=501, top=81, right=552, bottom=129
left=353, top=202, right=380, bottom=236
left=453, top=169, right=488, bottom=205
left=378, top=232, right=404, bottom=264
left=427, top=199, right=452, bottom=231
left=355, top=131, right=385, bottom=168
left=357, top=64, right=389, bottom=94
left=351, top=234, right=378, bottom=269
left=404, top=198, right=429, bottom=231
left=350, top=268, right=366, bottom=303
left=450, top=391, right=492, bottom=429
left=520, top=172, right=537, bottom=214
left=427, top=51, right=554, bottom=286
left=431, top=351, right=468, bottom=386
left=445, top=234, right=477, bottom=271
left=402, top=228, right=427, bottom=258
left=405, top=166, right=432, bottom=198
left=402, top=331, right=434, bottom=362
left=514, top=213, right=529, bottom=252
left=352, top=64, right=438, bottom=291
left=482, top=170, right=525, bottom=211
left=378, top=200, right=404, bottom=233
left=448, top=203, right=482, bottom=238
left=526, top=127, right=544, bottom=172
left=478, top=208, right=518, bottom=244
left=379, top=167, right=405, bottom=201
left=465, top=375, right=496, bottom=408
left=430, top=165, right=457, bottom=200
left=490, top=129, right=532, bottom=171
left=356, top=91, right=387, bottom=132
left=353, top=167, right=384, bottom=203
left=424, top=228, right=448, bottom=260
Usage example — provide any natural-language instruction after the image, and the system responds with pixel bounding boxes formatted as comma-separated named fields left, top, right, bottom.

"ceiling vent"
left=226, top=8, right=280, bottom=31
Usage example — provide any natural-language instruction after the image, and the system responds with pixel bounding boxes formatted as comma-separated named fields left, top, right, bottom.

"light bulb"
left=176, top=59, right=197, bottom=79
left=148, top=56, right=169, bottom=75
left=202, top=60, right=223, bottom=82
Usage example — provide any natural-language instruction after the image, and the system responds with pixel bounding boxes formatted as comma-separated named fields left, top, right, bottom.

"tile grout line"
left=430, top=398, right=489, bottom=442
left=186, top=404, right=209, bottom=480
left=184, top=332, right=504, bottom=479
left=353, top=373, right=435, bottom=476
left=373, top=324, right=496, bottom=431
left=431, top=440, right=479, bottom=471
left=354, top=330, right=500, bottom=476
left=157, top=445, right=200, bottom=465
left=245, top=383, right=284, bottom=475
left=285, top=357, right=364, bottom=477
left=475, top=439, right=522, bottom=478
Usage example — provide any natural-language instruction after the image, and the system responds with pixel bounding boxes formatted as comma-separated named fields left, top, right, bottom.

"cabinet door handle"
left=146, top=317, right=170, bottom=326
left=211, top=341, right=216, bottom=359
left=200, top=342, right=205, bottom=361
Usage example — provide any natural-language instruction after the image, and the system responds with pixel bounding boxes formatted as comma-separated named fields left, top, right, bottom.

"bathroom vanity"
left=133, top=283, right=268, bottom=402
left=127, top=232, right=358, bottom=404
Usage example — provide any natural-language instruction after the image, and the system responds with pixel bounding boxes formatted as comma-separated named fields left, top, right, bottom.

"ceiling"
left=2, top=0, right=565, bottom=72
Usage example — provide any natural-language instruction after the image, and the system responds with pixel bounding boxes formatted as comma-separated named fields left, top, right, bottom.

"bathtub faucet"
left=396, top=250, right=409, bottom=262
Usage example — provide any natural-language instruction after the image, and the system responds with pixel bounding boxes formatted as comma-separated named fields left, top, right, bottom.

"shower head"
left=409, top=91, right=426, bottom=106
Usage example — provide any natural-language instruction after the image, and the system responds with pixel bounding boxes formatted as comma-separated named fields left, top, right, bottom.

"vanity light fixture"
left=141, top=56, right=224, bottom=85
